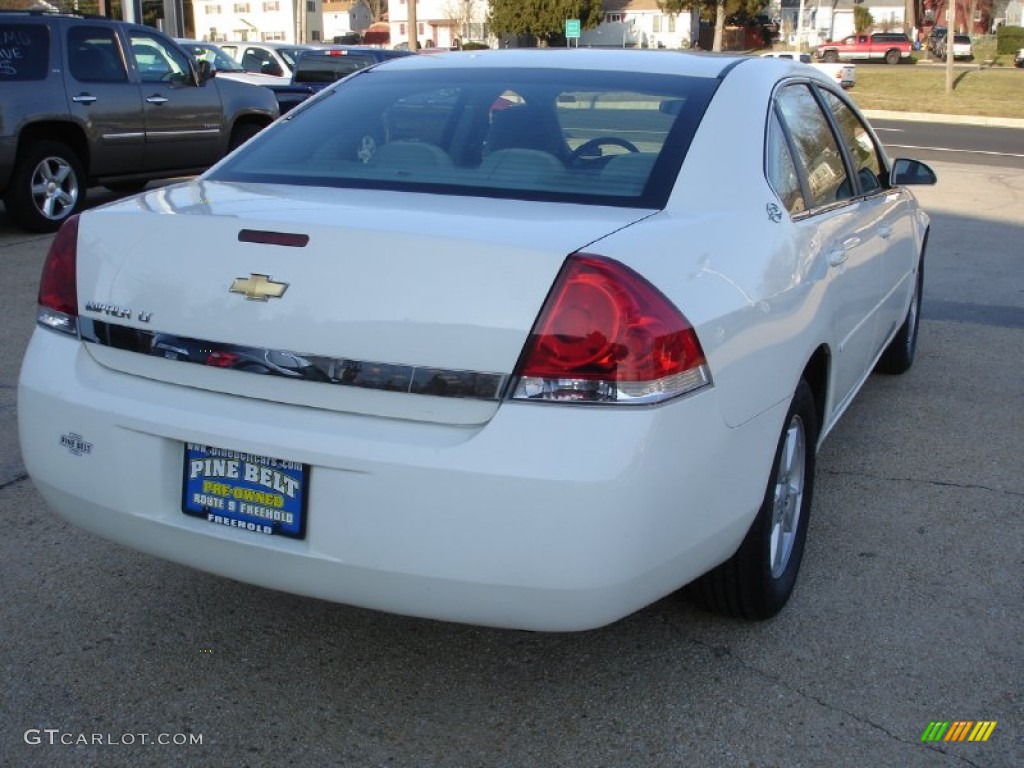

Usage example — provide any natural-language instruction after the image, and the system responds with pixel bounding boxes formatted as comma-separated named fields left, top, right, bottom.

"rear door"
left=818, top=88, right=917, bottom=347
left=62, top=23, right=144, bottom=175
left=772, top=82, right=883, bottom=408
left=123, top=29, right=225, bottom=171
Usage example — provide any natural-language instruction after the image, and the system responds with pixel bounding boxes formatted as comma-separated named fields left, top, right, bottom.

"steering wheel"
left=570, top=137, right=640, bottom=163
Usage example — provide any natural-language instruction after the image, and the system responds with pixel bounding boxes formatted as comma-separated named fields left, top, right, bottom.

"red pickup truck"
left=815, top=33, right=912, bottom=65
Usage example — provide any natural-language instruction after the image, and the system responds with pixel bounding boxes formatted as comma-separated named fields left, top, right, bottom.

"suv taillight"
left=512, top=254, right=710, bottom=404
left=37, top=214, right=80, bottom=337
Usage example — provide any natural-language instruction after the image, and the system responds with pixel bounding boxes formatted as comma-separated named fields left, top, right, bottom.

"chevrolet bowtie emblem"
left=230, top=274, right=288, bottom=301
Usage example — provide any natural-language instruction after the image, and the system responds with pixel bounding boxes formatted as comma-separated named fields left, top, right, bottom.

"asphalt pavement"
left=0, top=161, right=1021, bottom=767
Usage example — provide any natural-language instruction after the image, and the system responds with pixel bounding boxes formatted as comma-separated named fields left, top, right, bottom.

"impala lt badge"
left=230, top=274, right=288, bottom=301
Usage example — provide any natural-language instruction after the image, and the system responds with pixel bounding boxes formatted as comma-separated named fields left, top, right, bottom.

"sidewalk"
left=862, top=109, right=1024, bottom=129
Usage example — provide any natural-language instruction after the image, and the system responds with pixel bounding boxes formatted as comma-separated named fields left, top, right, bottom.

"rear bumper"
left=19, top=329, right=784, bottom=630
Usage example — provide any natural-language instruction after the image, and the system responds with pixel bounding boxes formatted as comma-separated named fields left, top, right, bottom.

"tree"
left=854, top=6, right=874, bottom=33
left=365, top=0, right=387, bottom=23
left=488, top=0, right=604, bottom=45
left=444, top=0, right=479, bottom=44
left=659, top=0, right=768, bottom=51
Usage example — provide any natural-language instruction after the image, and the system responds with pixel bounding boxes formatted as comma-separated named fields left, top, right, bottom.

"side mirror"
left=890, top=158, right=937, bottom=186
left=195, top=59, right=214, bottom=84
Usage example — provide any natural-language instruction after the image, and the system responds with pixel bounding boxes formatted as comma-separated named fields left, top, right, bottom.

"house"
left=781, top=0, right=910, bottom=46
left=578, top=1, right=694, bottom=49
left=388, top=0, right=490, bottom=50
left=191, top=0, right=373, bottom=44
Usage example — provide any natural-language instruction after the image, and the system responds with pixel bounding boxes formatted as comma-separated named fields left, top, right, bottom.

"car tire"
left=875, top=256, right=924, bottom=375
left=693, top=379, right=817, bottom=620
left=3, top=140, right=86, bottom=233
left=884, top=49, right=900, bottom=65
left=823, top=50, right=839, bottom=63
left=229, top=122, right=263, bottom=152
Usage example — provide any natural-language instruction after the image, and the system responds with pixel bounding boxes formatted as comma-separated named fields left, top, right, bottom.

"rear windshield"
left=293, top=52, right=377, bottom=82
left=210, top=66, right=717, bottom=209
left=0, top=24, right=50, bottom=81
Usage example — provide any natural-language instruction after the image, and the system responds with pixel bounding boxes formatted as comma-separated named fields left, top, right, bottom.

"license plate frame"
left=182, top=443, right=308, bottom=539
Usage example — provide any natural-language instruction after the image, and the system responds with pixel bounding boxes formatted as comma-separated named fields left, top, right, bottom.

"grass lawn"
left=845, top=63, right=1024, bottom=119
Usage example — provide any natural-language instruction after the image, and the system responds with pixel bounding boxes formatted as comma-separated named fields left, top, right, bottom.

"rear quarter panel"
left=593, top=63, right=840, bottom=430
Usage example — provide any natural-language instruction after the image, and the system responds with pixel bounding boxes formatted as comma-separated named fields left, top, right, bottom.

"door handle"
left=146, top=95, right=169, bottom=105
left=72, top=94, right=98, bottom=104
left=827, top=248, right=848, bottom=267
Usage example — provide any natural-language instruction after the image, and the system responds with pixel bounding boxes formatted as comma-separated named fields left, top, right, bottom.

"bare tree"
left=443, top=0, right=478, bottom=44
left=362, top=0, right=387, bottom=23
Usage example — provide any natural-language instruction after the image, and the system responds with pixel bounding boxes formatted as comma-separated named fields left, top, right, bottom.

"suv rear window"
left=293, top=52, right=377, bottom=83
left=0, top=24, right=50, bottom=81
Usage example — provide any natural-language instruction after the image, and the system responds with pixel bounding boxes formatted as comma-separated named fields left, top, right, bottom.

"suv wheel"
left=4, top=141, right=85, bottom=233
left=884, top=49, right=901, bottom=65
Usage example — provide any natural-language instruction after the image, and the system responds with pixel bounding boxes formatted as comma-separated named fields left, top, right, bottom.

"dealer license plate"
left=182, top=443, right=308, bottom=539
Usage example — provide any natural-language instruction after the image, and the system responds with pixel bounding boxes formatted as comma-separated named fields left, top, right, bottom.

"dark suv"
left=0, top=10, right=279, bottom=232
left=269, top=47, right=415, bottom=114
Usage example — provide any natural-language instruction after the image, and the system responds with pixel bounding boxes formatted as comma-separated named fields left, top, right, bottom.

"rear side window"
left=211, top=67, right=717, bottom=209
left=765, top=111, right=805, bottom=216
left=0, top=24, right=50, bottom=81
left=68, top=26, right=128, bottom=83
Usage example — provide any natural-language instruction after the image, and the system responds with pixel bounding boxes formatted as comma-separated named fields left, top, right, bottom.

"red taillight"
left=512, top=254, right=710, bottom=404
left=37, top=214, right=80, bottom=336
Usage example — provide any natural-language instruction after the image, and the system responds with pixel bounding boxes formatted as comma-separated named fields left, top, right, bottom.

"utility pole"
left=945, top=2, right=955, bottom=93
left=408, top=0, right=418, bottom=51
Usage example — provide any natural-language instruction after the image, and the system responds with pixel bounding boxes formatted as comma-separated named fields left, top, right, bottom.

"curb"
left=861, top=109, right=1024, bottom=129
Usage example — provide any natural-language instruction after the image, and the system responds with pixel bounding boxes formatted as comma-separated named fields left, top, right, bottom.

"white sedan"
left=19, top=49, right=935, bottom=631
left=760, top=50, right=856, bottom=89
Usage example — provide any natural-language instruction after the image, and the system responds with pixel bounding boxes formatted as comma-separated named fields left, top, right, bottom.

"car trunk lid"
left=76, top=181, right=653, bottom=425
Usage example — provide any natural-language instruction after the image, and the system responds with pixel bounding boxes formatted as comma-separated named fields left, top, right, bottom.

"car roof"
left=220, top=41, right=320, bottom=50
left=299, top=46, right=412, bottom=59
left=367, top=48, right=747, bottom=79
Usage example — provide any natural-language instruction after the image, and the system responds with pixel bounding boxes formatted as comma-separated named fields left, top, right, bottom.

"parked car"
left=0, top=10, right=279, bottom=232
left=926, top=26, right=947, bottom=54
left=933, top=33, right=973, bottom=61
left=19, top=49, right=936, bottom=631
left=760, top=50, right=856, bottom=88
left=948, top=34, right=973, bottom=60
left=815, top=32, right=912, bottom=65
left=268, top=46, right=415, bottom=114
left=176, top=39, right=290, bottom=86
left=218, top=41, right=321, bottom=79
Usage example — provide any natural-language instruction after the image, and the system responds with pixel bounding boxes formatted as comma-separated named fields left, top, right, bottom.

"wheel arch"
left=228, top=114, right=273, bottom=150
left=800, top=344, right=830, bottom=447
left=15, top=121, right=91, bottom=178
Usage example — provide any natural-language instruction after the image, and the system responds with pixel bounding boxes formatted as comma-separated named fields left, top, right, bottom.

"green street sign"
left=565, top=19, right=581, bottom=39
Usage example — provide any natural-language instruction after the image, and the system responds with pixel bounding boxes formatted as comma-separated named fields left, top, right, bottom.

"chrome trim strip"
left=101, top=132, right=146, bottom=140
left=79, top=319, right=508, bottom=401
left=146, top=129, right=221, bottom=138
